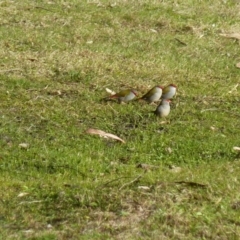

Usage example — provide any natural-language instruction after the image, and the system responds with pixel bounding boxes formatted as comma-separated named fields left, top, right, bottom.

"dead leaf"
left=47, top=224, right=53, bottom=229
left=166, top=147, right=172, bottom=154
left=105, top=88, right=116, bottom=95
left=215, top=197, right=222, bottom=205
left=203, top=100, right=209, bottom=105
left=86, top=40, right=93, bottom=44
left=22, top=230, right=34, bottom=234
left=220, top=33, right=240, bottom=40
left=210, top=126, right=217, bottom=131
left=233, top=146, right=240, bottom=152
left=109, top=2, right=117, bottom=7
left=19, top=143, right=29, bottom=149
left=138, top=186, right=151, bottom=190
left=17, top=192, right=29, bottom=197
left=159, top=121, right=169, bottom=124
left=86, top=128, right=125, bottom=143
left=150, top=29, right=158, bottom=33
left=236, top=63, right=240, bottom=68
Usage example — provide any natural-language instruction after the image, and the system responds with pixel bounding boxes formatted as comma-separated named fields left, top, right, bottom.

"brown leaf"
left=233, top=146, right=240, bottom=152
left=138, top=186, right=151, bottom=190
left=17, top=192, right=29, bottom=198
left=150, top=29, right=158, bottom=33
left=86, top=128, right=125, bottom=143
left=210, top=126, right=217, bottom=131
left=236, top=63, right=240, bottom=68
left=19, top=143, right=29, bottom=149
left=220, top=33, right=240, bottom=40
left=105, top=88, right=116, bottom=95
left=166, top=147, right=173, bottom=154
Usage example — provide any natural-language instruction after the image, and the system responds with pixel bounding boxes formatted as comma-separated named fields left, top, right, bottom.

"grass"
left=1, top=0, right=240, bottom=239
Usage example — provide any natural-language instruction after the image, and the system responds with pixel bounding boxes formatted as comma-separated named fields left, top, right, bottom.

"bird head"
left=169, top=84, right=177, bottom=88
left=162, top=99, right=171, bottom=104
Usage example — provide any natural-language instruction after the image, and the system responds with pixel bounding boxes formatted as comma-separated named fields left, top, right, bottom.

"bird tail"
left=100, top=94, right=117, bottom=102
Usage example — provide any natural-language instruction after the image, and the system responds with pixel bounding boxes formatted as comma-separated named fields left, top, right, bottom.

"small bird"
left=154, top=99, right=171, bottom=117
left=162, top=84, right=177, bottom=99
left=138, top=85, right=163, bottom=103
left=104, top=89, right=138, bottom=103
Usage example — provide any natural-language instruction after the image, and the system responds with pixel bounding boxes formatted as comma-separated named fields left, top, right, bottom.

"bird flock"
left=104, top=84, right=177, bottom=118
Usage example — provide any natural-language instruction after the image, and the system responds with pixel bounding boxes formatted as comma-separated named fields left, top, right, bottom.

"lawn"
left=0, top=0, right=240, bottom=239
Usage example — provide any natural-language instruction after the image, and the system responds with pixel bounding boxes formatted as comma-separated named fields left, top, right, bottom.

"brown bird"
left=154, top=99, right=171, bottom=117
left=138, top=85, right=163, bottom=103
left=162, top=84, right=177, bottom=99
left=104, top=89, right=137, bottom=103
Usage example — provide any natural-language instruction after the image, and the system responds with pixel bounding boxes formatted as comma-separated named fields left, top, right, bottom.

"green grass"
left=1, top=0, right=240, bottom=239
